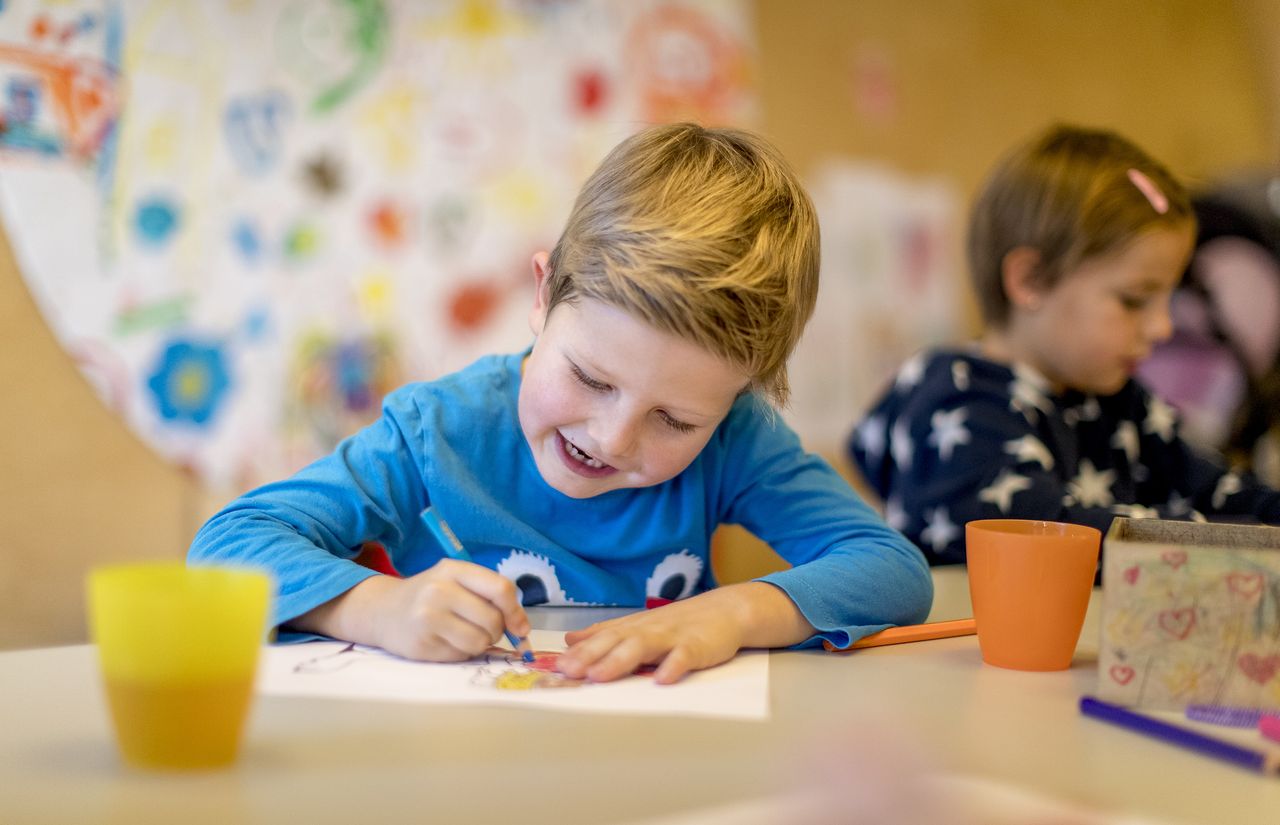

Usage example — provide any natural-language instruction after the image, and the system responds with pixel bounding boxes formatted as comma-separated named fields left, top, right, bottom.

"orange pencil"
left=823, top=618, right=977, bottom=652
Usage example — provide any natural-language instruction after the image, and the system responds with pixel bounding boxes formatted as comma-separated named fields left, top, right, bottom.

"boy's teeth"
left=564, top=439, right=604, bottom=469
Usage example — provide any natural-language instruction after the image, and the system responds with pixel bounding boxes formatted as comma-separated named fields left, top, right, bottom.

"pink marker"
left=1261, top=713, right=1280, bottom=744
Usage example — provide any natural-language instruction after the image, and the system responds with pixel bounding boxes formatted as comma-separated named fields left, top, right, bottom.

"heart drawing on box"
left=1161, top=550, right=1187, bottom=569
left=1158, top=608, right=1196, bottom=640
left=1237, top=654, right=1280, bottom=685
left=1225, top=572, right=1264, bottom=599
left=1122, top=566, right=1139, bottom=585
left=1108, top=664, right=1135, bottom=686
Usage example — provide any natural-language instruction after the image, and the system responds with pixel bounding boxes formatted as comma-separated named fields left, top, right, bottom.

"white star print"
left=1212, top=473, right=1243, bottom=509
left=1009, top=365, right=1053, bottom=424
left=1004, top=434, right=1054, bottom=470
left=1144, top=397, right=1177, bottom=442
left=1068, top=459, right=1116, bottom=508
left=890, top=420, right=914, bottom=470
left=895, top=352, right=926, bottom=391
left=1062, top=398, right=1099, bottom=428
left=920, top=506, right=959, bottom=553
left=928, top=407, right=971, bottom=461
left=884, top=496, right=908, bottom=531
left=979, top=468, right=1032, bottom=513
left=856, top=414, right=887, bottom=462
left=1112, top=503, right=1159, bottom=520
left=951, top=359, right=970, bottom=391
left=1112, top=421, right=1140, bottom=464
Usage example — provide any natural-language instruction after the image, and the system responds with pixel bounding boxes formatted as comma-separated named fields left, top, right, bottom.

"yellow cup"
left=87, top=561, right=271, bottom=770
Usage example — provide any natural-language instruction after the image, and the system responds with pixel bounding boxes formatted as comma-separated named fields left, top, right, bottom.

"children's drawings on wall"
left=0, top=0, right=758, bottom=490
left=786, top=160, right=962, bottom=452
left=0, top=5, right=119, bottom=162
left=261, top=631, right=770, bottom=719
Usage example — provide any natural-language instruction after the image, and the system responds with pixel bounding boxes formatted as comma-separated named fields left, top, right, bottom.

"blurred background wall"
left=3, top=0, right=1277, bottom=649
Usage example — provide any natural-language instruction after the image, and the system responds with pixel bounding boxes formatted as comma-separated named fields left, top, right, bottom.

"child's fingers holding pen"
left=420, top=508, right=533, bottom=657
left=435, top=584, right=522, bottom=653
left=374, top=569, right=513, bottom=660
left=440, top=558, right=532, bottom=640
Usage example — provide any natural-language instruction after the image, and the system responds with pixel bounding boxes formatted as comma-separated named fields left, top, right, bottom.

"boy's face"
left=1013, top=223, right=1195, bottom=396
left=519, top=253, right=750, bottom=499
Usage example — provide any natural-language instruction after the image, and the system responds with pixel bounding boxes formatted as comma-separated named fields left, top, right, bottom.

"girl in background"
left=849, top=124, right=1280, bottom=564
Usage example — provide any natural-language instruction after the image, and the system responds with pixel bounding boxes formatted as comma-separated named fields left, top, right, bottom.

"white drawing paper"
left=256, top=630, right=770, bottom=720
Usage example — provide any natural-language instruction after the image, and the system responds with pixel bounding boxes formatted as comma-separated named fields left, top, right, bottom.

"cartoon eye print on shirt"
left=646, top=550, right=703, bottom=603
left=496, top=550, right=579, bottom=606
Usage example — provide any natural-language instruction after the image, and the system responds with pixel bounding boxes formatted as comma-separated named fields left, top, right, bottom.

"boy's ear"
left=529, top=251, right=552, bottom=335
left=1001, top=246, right=1045, bottom=311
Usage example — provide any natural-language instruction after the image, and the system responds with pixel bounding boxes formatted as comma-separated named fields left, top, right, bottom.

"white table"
left=1, top=569, right=1275, bottom=824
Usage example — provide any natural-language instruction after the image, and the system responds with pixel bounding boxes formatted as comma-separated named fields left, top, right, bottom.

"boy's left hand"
left=558, top=581, right=813, bottom=684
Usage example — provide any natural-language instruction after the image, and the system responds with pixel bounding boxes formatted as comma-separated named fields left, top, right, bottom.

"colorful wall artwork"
left=785, top=160, right=961, bottom=451
left=0, top=0, right=758, bottom=490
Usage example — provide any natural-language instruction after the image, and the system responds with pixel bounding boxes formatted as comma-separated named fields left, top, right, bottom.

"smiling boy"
left=190, top=123, right=932, bottom=683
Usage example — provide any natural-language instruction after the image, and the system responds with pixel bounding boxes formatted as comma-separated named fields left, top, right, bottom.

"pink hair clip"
left=1127, top=168, right=1169, bottom=215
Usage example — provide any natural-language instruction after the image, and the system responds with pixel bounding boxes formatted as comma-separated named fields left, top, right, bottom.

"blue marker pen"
left=420, top=506, right=534, bottom=663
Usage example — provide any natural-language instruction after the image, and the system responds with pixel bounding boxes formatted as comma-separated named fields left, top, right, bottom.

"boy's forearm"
left=722, top=581, right=816, bottom=648
left=283, top=575, right=393, bottom=645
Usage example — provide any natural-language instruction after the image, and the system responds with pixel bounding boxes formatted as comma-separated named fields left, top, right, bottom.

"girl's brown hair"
left=968, top=124, right=1195, bottom=327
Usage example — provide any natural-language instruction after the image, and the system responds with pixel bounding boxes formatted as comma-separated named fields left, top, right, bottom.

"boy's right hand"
left=291, top=560, right=530, bottom=662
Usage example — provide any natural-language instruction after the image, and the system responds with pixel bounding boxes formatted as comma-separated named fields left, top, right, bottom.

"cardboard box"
left=1098, top=518, right=1280, bottom=710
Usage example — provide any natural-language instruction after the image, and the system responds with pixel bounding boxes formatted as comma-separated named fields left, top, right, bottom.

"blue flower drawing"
left=134, top=195, right=180, bottom=248
left=146, top=338, right=231, bottom=427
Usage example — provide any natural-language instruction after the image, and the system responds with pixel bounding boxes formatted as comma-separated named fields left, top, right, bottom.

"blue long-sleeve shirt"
left=190, top=350, right=932, bottom=649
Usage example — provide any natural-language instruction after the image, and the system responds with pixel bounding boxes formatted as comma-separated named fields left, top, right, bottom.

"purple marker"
left=1080, top=696, right=1280, bottom=775
left=1185, top=704, right=1263, bottom=728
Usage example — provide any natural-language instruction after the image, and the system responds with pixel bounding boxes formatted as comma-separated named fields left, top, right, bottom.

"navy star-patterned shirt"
left=849, top=348, right=1280, bottom=564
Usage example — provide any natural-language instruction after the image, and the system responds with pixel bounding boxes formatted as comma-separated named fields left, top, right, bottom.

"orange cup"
left=965, top=519, right=1101, bottom=671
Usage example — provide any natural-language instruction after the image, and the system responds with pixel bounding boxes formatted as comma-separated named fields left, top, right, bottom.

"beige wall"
left=0, top=224, right=199, bottom=649
left=756, top=0, right=1275, bottom=191
left=4, top=0, right=1277, bottom=646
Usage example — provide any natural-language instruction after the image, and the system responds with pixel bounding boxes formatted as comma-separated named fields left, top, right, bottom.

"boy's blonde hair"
left=546, top=122, right=819, bottom=407
left=968, top=124, right=1195, bottom=327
